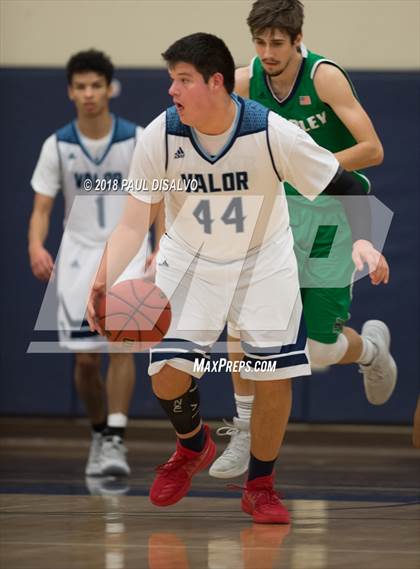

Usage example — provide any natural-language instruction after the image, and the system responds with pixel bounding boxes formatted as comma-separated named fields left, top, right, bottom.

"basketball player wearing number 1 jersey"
left=28, top=50, right=149, bottom=483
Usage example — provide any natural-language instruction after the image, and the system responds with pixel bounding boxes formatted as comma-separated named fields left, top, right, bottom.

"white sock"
left=357, top=337, right=378, bottom=366
left=107, top=412, right=128, bottom=428
left=234, top=394, right=254, bottom=423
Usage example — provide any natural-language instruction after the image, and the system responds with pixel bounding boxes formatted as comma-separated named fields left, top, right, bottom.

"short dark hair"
left=162, top=33, right=235, bottom=94
left=66, top=49, right=114, bottom=85
left=247, top=0, right=304, bottom=42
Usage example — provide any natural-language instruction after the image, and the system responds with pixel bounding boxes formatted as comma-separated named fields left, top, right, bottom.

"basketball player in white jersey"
left=87, top=34, right=384, bottom=524
left=28, top=50, right=154, bottom=481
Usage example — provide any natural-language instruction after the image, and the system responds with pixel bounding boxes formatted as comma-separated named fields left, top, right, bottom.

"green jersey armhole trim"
left=310, top=58, right=358, bottom=99
left=310, top=58, right=336, bottom=80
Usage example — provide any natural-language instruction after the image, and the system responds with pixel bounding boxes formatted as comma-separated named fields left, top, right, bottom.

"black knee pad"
left=156, top=378, right=201, bottom=434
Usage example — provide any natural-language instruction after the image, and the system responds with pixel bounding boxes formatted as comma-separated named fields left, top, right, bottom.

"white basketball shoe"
left=359, top=320, right=397, bottom=405
left=85, top=432, right=104, bottom=476
left=101, top=435, right=131, bottom=476
left=209, top=417, right=250, bottom=479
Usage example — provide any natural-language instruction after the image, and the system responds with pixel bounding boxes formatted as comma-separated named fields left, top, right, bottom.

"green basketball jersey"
left=249, top=48, right=370, bottom=196
left=249, top=47, right=366, bottom=342
left=249, top=46, right=361, bottom=307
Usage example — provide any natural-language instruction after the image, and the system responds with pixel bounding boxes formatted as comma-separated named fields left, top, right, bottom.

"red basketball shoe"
left=150, top=424, right=216, bottom=506
left=241, top=475, right=290, bottom=524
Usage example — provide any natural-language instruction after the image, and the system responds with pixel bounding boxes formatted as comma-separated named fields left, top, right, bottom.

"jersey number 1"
left=95, top=196, right=105, bottom=228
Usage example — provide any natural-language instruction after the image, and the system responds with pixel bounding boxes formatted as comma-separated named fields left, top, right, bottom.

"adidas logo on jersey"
left=68, top=153, right=76, bottom=160
left=70, top=259, right=80, bottom=269
left=174, top=147, right=185, bottom=159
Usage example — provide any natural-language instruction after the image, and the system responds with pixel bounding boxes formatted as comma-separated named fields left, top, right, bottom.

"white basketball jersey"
left=130, top=96, right=338, bottom=262
left=165, top=100, right=290, bottom=261
left=55, top=116, right=137, bottom=245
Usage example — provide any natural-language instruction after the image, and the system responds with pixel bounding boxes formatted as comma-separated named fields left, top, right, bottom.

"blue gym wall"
left=0, top=68, right=418, bottom=423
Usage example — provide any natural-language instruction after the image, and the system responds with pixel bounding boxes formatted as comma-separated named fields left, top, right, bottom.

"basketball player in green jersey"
left=210, top=0, right=397, bottom=479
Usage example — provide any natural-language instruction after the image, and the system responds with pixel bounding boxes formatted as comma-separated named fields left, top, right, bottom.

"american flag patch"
left=299, top=95, right=312, bottom=105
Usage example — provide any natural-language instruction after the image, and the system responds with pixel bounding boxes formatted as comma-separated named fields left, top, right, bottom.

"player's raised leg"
left=303, top=285, right=397, bottom=405
left=100, top=352, right=135, bottom=476
left=149, top=364, right=216, bottom=507
left=74, top=352, right=106, bottom=476
left=212, top=279, right=397, bottom=481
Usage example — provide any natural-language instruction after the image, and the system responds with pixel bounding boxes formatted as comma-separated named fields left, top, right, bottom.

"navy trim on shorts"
left=244, top=352, right=308, bottom=369
left=70, top=330, right=99, bottom=339
left=69, top=319, right=98, bottom=339
left=151, top=338, right=211, bottom=364
left=151, top=351, right=209, bottom=364
left=241, top=315, right=307, bottom=356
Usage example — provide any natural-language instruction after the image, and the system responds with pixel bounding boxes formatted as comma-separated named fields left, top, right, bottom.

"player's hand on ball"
left=87, top=280, right=106, bottom=335
left=29, top=245, right=54, bottom=282
left=352, top=240, right=389, bottom=285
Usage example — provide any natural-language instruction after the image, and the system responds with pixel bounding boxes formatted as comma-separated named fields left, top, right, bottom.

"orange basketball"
left=97, top=279, right=171, bottom=350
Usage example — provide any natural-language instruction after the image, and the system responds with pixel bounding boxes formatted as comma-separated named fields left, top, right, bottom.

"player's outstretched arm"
left=274, top=118, right=389, bottom=286
left=314, top=64, right=384, bottom=171
left=28, top=194, right=55, bottom=282
left=323, top=170, right=389, bottom=285
left=87, top=196, right=161, bottom=334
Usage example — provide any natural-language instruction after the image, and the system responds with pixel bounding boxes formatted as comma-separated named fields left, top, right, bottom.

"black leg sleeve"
left=156, top=378, right=201, bottom=434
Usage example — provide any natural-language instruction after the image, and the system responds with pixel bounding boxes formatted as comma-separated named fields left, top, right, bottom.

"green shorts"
left=287, top=192, right=354, bottom=344
left=300, top=286, right=351, bottom=343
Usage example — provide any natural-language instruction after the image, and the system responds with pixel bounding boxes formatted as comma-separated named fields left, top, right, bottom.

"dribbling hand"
left=87, top=280, right=106, bottom=335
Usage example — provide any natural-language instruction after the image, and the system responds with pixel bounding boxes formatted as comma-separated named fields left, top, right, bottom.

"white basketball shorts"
left=149, top=233, right=310, bottom=381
